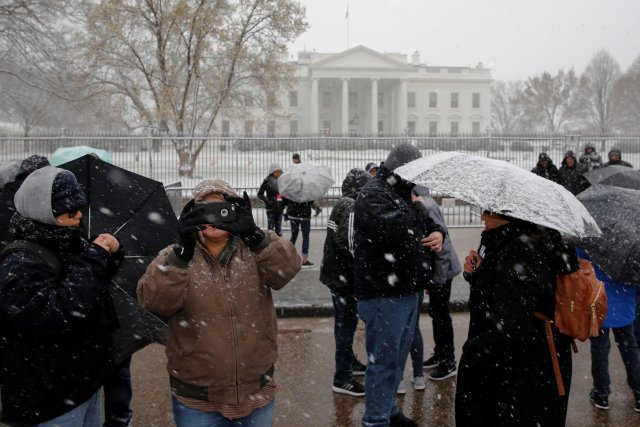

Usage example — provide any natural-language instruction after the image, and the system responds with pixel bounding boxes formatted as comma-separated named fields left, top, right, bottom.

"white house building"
left=220, top=45, right=492, bottom=136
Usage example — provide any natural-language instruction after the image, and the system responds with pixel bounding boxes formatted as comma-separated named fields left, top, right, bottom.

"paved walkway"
left=272, top=228, right=483, bottom=315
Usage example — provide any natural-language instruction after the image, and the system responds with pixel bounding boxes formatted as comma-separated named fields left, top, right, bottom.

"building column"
left=397, top=80, right=407, bottom=134
left=371, top=79, right=378, bottom=135
left=341, top=78, right=349, bottom=135
left=310, top=78, right=319, bottom=134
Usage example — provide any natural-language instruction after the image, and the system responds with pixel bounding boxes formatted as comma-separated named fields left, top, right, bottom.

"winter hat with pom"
left=383, top=143, right=422, bottom=171
left=193, top=179, right=238, bottom=201
left=14, top=166, right=86, bottom=225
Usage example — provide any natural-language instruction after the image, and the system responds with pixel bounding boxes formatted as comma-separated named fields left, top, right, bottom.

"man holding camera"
left=137, top=179, right=301, bottom=427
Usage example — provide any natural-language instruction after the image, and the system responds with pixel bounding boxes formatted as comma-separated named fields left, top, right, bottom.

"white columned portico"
left=310, top=78, right=319, bottom=133
left=398, top=80, right=407, bottom=134
left=371, top=79, right=378, bottom=135
left=341, top=78, right=349, bottom=135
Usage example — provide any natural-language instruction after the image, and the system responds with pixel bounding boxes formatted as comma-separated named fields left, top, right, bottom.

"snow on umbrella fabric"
left=577, top=185, right=640, bottom=286
left=59, top=154, right=177, bottom=360
left=277, top=162, right=335, bottom=202
left=584, top=165, right=640, bottom=190
left=395, top=151, right=601, bottom=238
left=51, top=145, right=112, bottom=166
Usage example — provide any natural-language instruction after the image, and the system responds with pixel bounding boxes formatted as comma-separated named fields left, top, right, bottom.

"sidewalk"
left=129, top=313, right=640, bottom=426
left=272, top=228, right=482, bottom=316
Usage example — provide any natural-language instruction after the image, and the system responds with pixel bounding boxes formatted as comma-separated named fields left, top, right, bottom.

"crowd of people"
left=0, top=142, right=638, bottom=427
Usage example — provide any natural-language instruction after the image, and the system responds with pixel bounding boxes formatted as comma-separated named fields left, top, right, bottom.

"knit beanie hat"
left=383, top=143, right=422, bottom=171
left=14, top=166, right=86, bottom=225
left=268, top=163, right=283, bottom=175
left=193, top=179, right=238, bottom=201
left=538, top=152, right=551, bottom=162
left=365, top=162, right=379, bottom=173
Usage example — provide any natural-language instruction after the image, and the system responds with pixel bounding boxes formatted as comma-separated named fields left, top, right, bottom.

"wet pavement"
left=126, top=229, right=640, bottom=426
left=130, top=313, right=640, bottom=426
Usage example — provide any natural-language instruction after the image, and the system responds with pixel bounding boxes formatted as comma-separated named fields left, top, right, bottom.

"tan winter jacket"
left=137, top=231, right=300, bottom=404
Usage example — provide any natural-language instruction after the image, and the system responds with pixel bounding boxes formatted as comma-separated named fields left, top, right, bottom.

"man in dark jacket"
left=531, top=152, right=560, bottom=183
left=558, top=150, right=588, bottom=195
left=354, top=143, right=445, bottom=427
left=257, top=162, right=284, bottom=236
left=0, top=166, right=122, bottom=426
left=320, top=168, right=370, bottom=397
left=603, top=148, right=633, bottom=168
left=0, top=154, right=50, bottom=250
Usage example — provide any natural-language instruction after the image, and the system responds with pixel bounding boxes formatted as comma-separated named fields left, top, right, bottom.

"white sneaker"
left=413, top=376, right=426, bottom=391
left=397, top=379, right=406, bottom=394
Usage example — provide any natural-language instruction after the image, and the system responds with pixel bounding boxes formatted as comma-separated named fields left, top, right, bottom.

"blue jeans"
left=427, top=279, right=455, bottom=363
left=330, top=286, right=359, bottom=383
left=289, top=218, right=311, bottom=257
left=409, top=293, right=425, bottom=378
left=357, top=293, right=419, bottom=427
left=35, top=391, right=101, bottom=427
left=590, top=325, right=640, bottom=398
left=172, top=396, right=274, bottom=427
left=103, top=356, right=133, bottom=427
left=266, top=211, right=283, bottom=236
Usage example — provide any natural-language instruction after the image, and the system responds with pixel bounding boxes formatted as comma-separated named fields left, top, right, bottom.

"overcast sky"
left=288, top=0, right=640, bottom=81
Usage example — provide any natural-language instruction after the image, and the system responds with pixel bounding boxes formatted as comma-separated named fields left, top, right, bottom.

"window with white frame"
left=472, top=93, right=480, bottom=109
left=450, top=92, right=459, bottom=108
left=429, top=92, right=437, bottom=108
left=290, top=91, right=298, bottom=107
left=407, top=92, right=416, bottom=108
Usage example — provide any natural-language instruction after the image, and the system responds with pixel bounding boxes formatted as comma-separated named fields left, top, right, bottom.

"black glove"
left=214, top=192, right=267, bottom=251
left=314, top=206, right=322, bottom=217
left=173, top=200, right=206, bottom=262
left=283, top=212, right=289, bottom=221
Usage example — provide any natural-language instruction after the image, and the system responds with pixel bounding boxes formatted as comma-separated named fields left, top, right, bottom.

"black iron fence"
left=2, top=133, right=638, bottom=228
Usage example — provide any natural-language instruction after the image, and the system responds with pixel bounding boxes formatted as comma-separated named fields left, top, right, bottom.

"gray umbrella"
left=577, top=184, right=640, bottom=285
left=584, top=165, right=640, bottom=190
left=278, top=162, right=335, bottom=202
left=395, top=152, right=601, bottom=238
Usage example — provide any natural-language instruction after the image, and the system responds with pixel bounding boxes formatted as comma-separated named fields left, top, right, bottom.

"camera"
left=195, top=201, right=237, bottom=223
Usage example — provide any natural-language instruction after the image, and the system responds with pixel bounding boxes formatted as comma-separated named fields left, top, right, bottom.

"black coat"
left=455, top=222, right=573, bottom=427
left=603, top=159, right=633, bottom=168
left=0, top=215, right=119, bottom=426
left=558, top=163, right=588, bottom=196
left=531, top=162, right=561, bottom=183
left=353, top=169, right=445, bottom=300
left=284, top=199, right=314, bottom=219
left=0, top=178, right=22, bottom=250
left=257, top=175, right=284, bottom=212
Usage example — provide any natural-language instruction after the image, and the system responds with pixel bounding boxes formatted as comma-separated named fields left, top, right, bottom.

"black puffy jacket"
left=320, top=169, right=370, bottom=290
left=353, top=168, right=445, bottom=300
left=257, top=175, right=284, bottom=212
left=0, top=215, right=119, bottom=426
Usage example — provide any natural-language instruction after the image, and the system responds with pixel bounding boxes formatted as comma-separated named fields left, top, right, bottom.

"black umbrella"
left=584, top=165, right=640, bottom=190
left=577, top=184, right=640, bottom=286
left=60, top=154, right=178, bottom=360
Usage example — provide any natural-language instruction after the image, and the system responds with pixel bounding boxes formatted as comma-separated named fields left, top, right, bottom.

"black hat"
left=383, top=143, right=422, bottom=171
left=538, top=152, right=551, bottom=162
left=608, top=148, right=622, bottom=158
left=51, top=170, right=86, bottom=217
left=292, top=153, right=300, bottom=160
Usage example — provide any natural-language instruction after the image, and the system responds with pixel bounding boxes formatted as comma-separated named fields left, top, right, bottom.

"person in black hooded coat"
left=558, top=150, right=588, bottom=195
left=0, top=154, right=50, bottom=250
left=456, top=211, right=577, bottom=427
left=531, top=152, right=561, bottom=183
left=603, top=148, right=633, bottom=168
left=0, top=166, right=122, bottom=426
left=354, top=143, right=445, bottom=427
left=320, top=168, right=370, bottom=396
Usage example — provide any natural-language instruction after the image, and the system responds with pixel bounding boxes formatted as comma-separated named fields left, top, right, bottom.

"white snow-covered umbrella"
left=278, top=162, right=335, bottom=202
left=395, top=152, right=601, bottom=238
